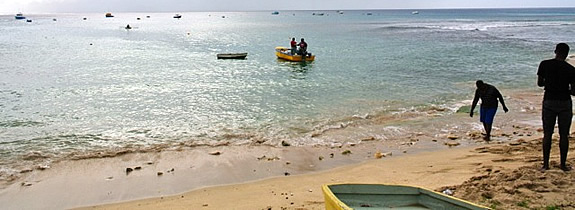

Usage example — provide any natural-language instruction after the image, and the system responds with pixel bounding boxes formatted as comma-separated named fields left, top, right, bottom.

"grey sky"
left=2, top=0, right=575, bottom=14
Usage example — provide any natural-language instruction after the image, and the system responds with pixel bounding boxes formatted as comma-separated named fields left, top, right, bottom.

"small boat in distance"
left=15, top=13, right=26, bottom=19
left=412, top=11, right=420, bottom=15
left=217, top=53, right=248, bottom=59
left=173, top=14, right=182, bottom=19
left=271, top=11, right=279, bottom=15
left=105, top=12, right=114, bottom=18
left=275, top=47, right=315, bottom=62
left=322, top=184, right=489, bottom=210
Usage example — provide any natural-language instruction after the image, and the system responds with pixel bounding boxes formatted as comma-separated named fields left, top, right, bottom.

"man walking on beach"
left=537, top=43, right=575, bottom=172
left=470, top=80, right=509, bottom=141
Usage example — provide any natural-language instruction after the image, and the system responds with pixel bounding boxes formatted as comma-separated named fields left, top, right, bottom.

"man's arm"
left=498, top=92, right=509, bottom=113
left=537, top=75, right=545, bottom=87
left=537, top=62, right=545, bottom=87
left=470, top=90, right=479, bottom=117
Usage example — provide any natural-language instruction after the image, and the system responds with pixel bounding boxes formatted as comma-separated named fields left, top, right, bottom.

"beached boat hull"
left=217, top=53, right=248, bottom=59
left=275, top=46, right=315, bottom=62
left=322, top=184, right=489, bottom=210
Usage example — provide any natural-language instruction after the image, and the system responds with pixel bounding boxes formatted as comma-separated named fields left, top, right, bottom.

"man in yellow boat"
left=290, top=38, right=297, bottom=55
left=298, top=38, right=308, bottom=59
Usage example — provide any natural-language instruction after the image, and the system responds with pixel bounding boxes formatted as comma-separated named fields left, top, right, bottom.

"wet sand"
left=73, top=90, right=575, bottom=210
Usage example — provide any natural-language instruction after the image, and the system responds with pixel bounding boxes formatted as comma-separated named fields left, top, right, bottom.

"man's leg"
left=481, top=108, right=496, bottom=141
left=485, top=123, right=492, bottom=141
left=482, top=122, right=491, bottom=141
left=542, top=101, right=558, bottom=170
left=557, top=100, right=573, bottom=171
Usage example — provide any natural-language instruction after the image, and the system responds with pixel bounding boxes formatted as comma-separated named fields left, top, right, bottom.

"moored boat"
left=105, top=12, right=114, bottom=18
left=322, top=184, right=489, bottom=210
left=275, top=46, right=314, bottom=62
left=217, top=53, right=248, bottom=59
left=15, top=13, right=26, bottom=19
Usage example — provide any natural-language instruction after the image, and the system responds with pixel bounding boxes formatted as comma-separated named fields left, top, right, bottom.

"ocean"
left=1, top=8, right=575, bottom=178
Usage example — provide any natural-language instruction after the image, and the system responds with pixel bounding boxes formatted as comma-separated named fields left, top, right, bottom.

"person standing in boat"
left=290, top=38, right=297, bottom=55
left=469, top=80, right=509, bottom=141
left=298, top=38, right=308, bottom=60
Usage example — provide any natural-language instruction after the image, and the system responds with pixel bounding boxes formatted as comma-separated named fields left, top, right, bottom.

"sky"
left=2, top=0, right=575, bottom=14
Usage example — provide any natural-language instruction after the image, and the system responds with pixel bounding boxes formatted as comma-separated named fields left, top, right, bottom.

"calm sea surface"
left=1, top=8, right=575, bottom=175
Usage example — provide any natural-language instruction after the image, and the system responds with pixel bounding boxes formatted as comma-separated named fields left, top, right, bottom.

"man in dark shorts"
left=298, top=38, right=308, bottom=60
left=470, top=80, right=509, bottom=141
left=537, top=43, right=575, bottom=172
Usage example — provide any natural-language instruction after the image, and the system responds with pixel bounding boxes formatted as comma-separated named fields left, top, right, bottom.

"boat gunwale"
left=322, top=183, right=490, bottom=210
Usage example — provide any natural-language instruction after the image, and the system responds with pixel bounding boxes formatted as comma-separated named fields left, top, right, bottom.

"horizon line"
left=2, top=6, right=575, bottom=15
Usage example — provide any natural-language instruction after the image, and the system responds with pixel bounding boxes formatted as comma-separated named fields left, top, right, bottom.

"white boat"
left=412, top=11, right=420, bottom=15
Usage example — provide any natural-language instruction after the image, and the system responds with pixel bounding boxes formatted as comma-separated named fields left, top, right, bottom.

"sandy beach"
left=0, top=87, right=573, bottom=210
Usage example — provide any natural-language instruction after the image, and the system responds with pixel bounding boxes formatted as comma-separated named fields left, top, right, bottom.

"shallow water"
left=1, top=8, right=575, bottom=176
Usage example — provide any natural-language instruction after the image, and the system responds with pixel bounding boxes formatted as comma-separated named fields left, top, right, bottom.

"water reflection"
left=276, top=59, right=313, bottom=79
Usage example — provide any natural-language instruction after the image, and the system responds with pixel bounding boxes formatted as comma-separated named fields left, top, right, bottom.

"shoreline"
left=1, top=87, right=559, bottom=209
left=5, top=59, right=575, bottom=209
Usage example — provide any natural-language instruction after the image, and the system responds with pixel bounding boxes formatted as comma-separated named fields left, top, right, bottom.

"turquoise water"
left=1, top=8, right=575, bottom=175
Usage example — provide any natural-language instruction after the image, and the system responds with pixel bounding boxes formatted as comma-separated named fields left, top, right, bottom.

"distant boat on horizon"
left=105, top=12, right=114, bottom=18
left=173, top=14, right=182, bottom=19
left=412, top=11, right=420, bottom=15
left=271, top=11, right=279, bottom=15
left=15, top=13, right=26, bottom=20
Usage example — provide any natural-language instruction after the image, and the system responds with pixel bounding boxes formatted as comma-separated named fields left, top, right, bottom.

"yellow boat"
left=322, top=184, right=489, bottom=210
left=275, top=46, right=315, bottom=62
